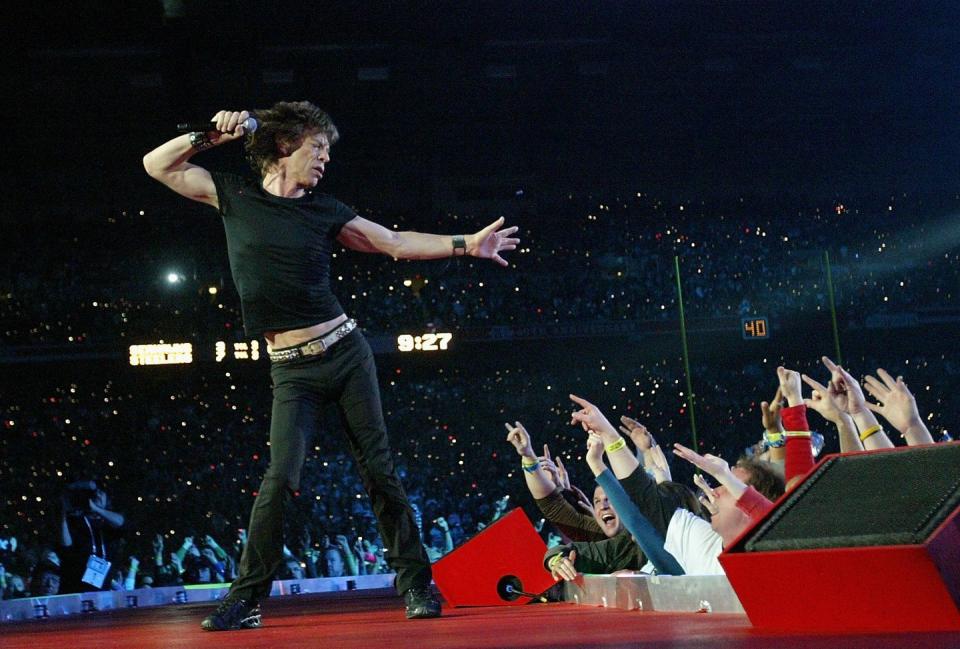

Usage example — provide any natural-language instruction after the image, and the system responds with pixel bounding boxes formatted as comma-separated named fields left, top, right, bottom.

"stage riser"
left=0, top=574, right=395, bottom=623
left=564, top=574, right=745, bottom=614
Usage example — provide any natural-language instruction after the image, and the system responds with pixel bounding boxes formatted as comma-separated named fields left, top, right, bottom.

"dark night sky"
left=9, top=1, right=960, bottom=217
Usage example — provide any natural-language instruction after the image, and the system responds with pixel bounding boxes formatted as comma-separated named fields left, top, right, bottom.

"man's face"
left=592, top=486, right=621, bottom=538
left=282, top=132, right=330, bottom=189
left=287, top=560, right=305, bottom=580
left=324, top=548, right=344, bottom=578
left=709, top=486, right=752, bottom=547
left=36, top=571, right=60, bottom=596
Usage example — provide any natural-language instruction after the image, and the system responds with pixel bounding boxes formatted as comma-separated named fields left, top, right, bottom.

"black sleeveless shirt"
left=211, top=172, right=356, bottom=337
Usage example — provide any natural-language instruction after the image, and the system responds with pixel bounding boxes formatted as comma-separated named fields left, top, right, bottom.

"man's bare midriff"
left=265, top=313, right=349, bottom=349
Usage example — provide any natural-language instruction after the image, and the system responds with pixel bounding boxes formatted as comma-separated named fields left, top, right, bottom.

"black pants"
left=228, top=328, right=431, bottom=601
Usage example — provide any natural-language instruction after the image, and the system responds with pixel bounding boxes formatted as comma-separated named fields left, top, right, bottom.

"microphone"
left=176, top=117, right=259, bottom=134
left=496, top=575, right=548, bottom=603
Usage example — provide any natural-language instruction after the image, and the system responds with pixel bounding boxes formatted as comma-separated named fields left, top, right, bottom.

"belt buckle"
left=304, top=340, right=326, bottom=356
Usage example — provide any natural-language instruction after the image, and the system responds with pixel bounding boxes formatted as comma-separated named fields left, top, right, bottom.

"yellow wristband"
left=548, top=553, right=564, bottom=569
left=783, top=431, right=812, bottom=438
left=859, top=425, right=882, bottom=442
left=605, top=438, right=627, bottom=453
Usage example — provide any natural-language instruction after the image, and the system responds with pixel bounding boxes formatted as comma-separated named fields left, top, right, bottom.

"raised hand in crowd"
left=346, top=538, right=364, bottom=576
left=302, top=543, right=321, bottom=578
left=692, top=473, right=719, bottom=516
left=335, top=534, right=360, bottom=576
left=505, top=420, right=536, bottom=461
left=760, top=388, right=784, bottom=435
left=619, top=415, right=653, bottom=452
left=505, top=421, right=556, bottom=499
left=123, top=556, right=140, bottom=590
left=175, top=536, right=194, bottom=563
left=539, top=444, right=571, bottom=491
left=555, top=456, right=571, bottom=490
left=204, top=535, right=228, bottom=560
left=619, top=415, right=672, bottom=483
left=776, top=365, right=803, bottom=407
left=800, top=371, right=862, bottom=452
left=568, top=483, right=595, bottom=516
left=569, top=394, right=618, bottom=438
left=432, top=518, right=454, bottom=555
left=169, top=550, right=183, bottom=574
left=756, top=387, right=786, bottom=462
left=584, top=432, right=606, bottom=476
left=492, top=496, right=510, bottom=522
left=570, top=394, right=638, bottom=479
left=152, top=534, right=164, bottom=565
left=646, top=445, right=672, bottom=484
left=672, top=443, right=748, bottom=500
left=819, top=356, right=894, bottom=450
left=863, top=368, right=935, bottom=446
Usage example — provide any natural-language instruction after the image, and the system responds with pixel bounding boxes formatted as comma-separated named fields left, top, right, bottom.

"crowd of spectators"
left=2, top=190, right=958, bottom=348
left=1, top=188, right=957, bottom=601
left=0, top=333, right=954, bottom=599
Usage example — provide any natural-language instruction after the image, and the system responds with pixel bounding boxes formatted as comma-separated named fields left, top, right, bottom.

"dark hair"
left=244, top=101, right=340, bottom=176
left=656, top=481, right=703, bottom=518
left=736, top=457, right=786, bottom=502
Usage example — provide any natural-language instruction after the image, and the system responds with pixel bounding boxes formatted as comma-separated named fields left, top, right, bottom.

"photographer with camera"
left=58, top=480, right=125, bottom=594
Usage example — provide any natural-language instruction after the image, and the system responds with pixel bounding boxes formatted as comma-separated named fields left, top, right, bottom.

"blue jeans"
left=228, top=328, right=431, bottom=600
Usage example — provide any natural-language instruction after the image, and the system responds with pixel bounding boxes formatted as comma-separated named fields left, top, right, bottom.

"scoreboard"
left=128, top=333, right=455, bottom=366
left=741, top=317, right=770, bottom=340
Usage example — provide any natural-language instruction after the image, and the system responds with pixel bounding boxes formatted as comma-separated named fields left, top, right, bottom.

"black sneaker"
left=200, top=595, right=262, bottom=631
left=404, top=587, right=441, bottom=619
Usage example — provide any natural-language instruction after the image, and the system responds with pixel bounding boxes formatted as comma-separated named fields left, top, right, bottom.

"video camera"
left=64, top=480, right=98, bottom=514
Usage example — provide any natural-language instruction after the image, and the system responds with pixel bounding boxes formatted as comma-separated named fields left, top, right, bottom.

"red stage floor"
left=3, top=590, right=958, bottom=649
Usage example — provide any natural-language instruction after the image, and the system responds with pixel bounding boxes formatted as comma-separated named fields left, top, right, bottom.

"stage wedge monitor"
left=432, top=508, right=556, bottom=607
left=720, top=442, right=960, bottom=633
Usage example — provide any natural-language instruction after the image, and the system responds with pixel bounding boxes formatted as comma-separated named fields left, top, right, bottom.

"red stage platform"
left=2, top=589, right=958, bottom=649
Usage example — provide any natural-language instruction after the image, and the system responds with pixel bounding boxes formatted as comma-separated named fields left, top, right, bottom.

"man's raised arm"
left=142, top=110, right=250, bottom=208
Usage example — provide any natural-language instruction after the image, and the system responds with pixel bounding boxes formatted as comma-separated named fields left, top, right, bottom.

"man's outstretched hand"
left=470, top=217, right=520, bottom=267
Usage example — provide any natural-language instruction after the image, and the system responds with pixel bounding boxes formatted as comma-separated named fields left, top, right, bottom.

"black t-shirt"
left=211, top=172, right=357, bottom=337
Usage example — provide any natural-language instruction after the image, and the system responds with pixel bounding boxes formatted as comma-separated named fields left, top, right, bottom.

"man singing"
left=143, top=101, right=519, bottom=630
